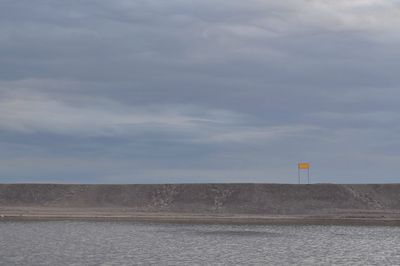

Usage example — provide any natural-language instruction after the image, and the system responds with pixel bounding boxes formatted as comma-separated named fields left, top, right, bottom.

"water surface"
left=1, top=221, right=399, bottom=265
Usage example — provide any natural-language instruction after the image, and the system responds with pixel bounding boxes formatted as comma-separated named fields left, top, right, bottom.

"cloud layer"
left=1, top=0, right=400, bottom=183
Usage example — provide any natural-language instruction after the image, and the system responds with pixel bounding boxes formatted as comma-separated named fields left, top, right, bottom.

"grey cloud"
left=1, top=0, right=400, bottom=183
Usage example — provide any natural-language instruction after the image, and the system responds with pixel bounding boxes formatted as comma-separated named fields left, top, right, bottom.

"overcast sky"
left=1, top=0, right=400, bottom=184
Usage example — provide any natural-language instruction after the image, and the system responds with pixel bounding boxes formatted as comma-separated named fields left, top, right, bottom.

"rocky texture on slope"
left=1, top=183, right=400, bottom=216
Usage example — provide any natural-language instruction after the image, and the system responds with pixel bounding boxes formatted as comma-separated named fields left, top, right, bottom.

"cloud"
left=0, top=89, right=315, bottom=145
left=1, top=0, right=400, bottom=183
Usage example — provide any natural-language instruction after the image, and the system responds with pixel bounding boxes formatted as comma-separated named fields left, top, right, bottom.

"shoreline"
left=2, top=212, right=400, bottom=226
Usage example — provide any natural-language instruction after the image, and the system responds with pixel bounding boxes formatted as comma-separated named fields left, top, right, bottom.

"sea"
left=1, top=221, right=399, bottom=265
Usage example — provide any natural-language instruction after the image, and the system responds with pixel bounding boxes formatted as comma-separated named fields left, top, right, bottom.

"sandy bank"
left=1, top=210, right=400, bottom=226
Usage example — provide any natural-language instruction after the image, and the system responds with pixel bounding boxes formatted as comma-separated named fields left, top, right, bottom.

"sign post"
left=298, top=163, right=310, bottom=184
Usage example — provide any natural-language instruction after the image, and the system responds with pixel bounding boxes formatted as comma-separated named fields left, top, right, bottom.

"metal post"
left=307, top=168, right=310, bottom=184
left=298, top=168, right=300, bottom=184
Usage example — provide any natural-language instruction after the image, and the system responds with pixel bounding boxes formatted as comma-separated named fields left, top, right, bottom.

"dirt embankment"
left=1, top=183, right=400, bottom=224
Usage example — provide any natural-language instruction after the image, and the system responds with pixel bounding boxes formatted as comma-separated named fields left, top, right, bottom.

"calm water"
left=1, top=221, right=400, bottom=265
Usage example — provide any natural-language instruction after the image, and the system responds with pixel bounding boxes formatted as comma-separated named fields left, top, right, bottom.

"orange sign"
left=298, top=163, right=310, bottom=169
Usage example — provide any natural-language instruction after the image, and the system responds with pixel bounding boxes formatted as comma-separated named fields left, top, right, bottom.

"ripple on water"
left=1, top=221, right=400, bottom=265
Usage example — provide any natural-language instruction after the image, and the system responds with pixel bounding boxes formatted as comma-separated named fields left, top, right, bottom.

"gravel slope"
left=1, top=184, right=400, bottom=218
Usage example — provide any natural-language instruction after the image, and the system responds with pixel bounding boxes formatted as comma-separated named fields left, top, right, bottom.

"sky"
left=1, top=0, right=400, bottom=184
